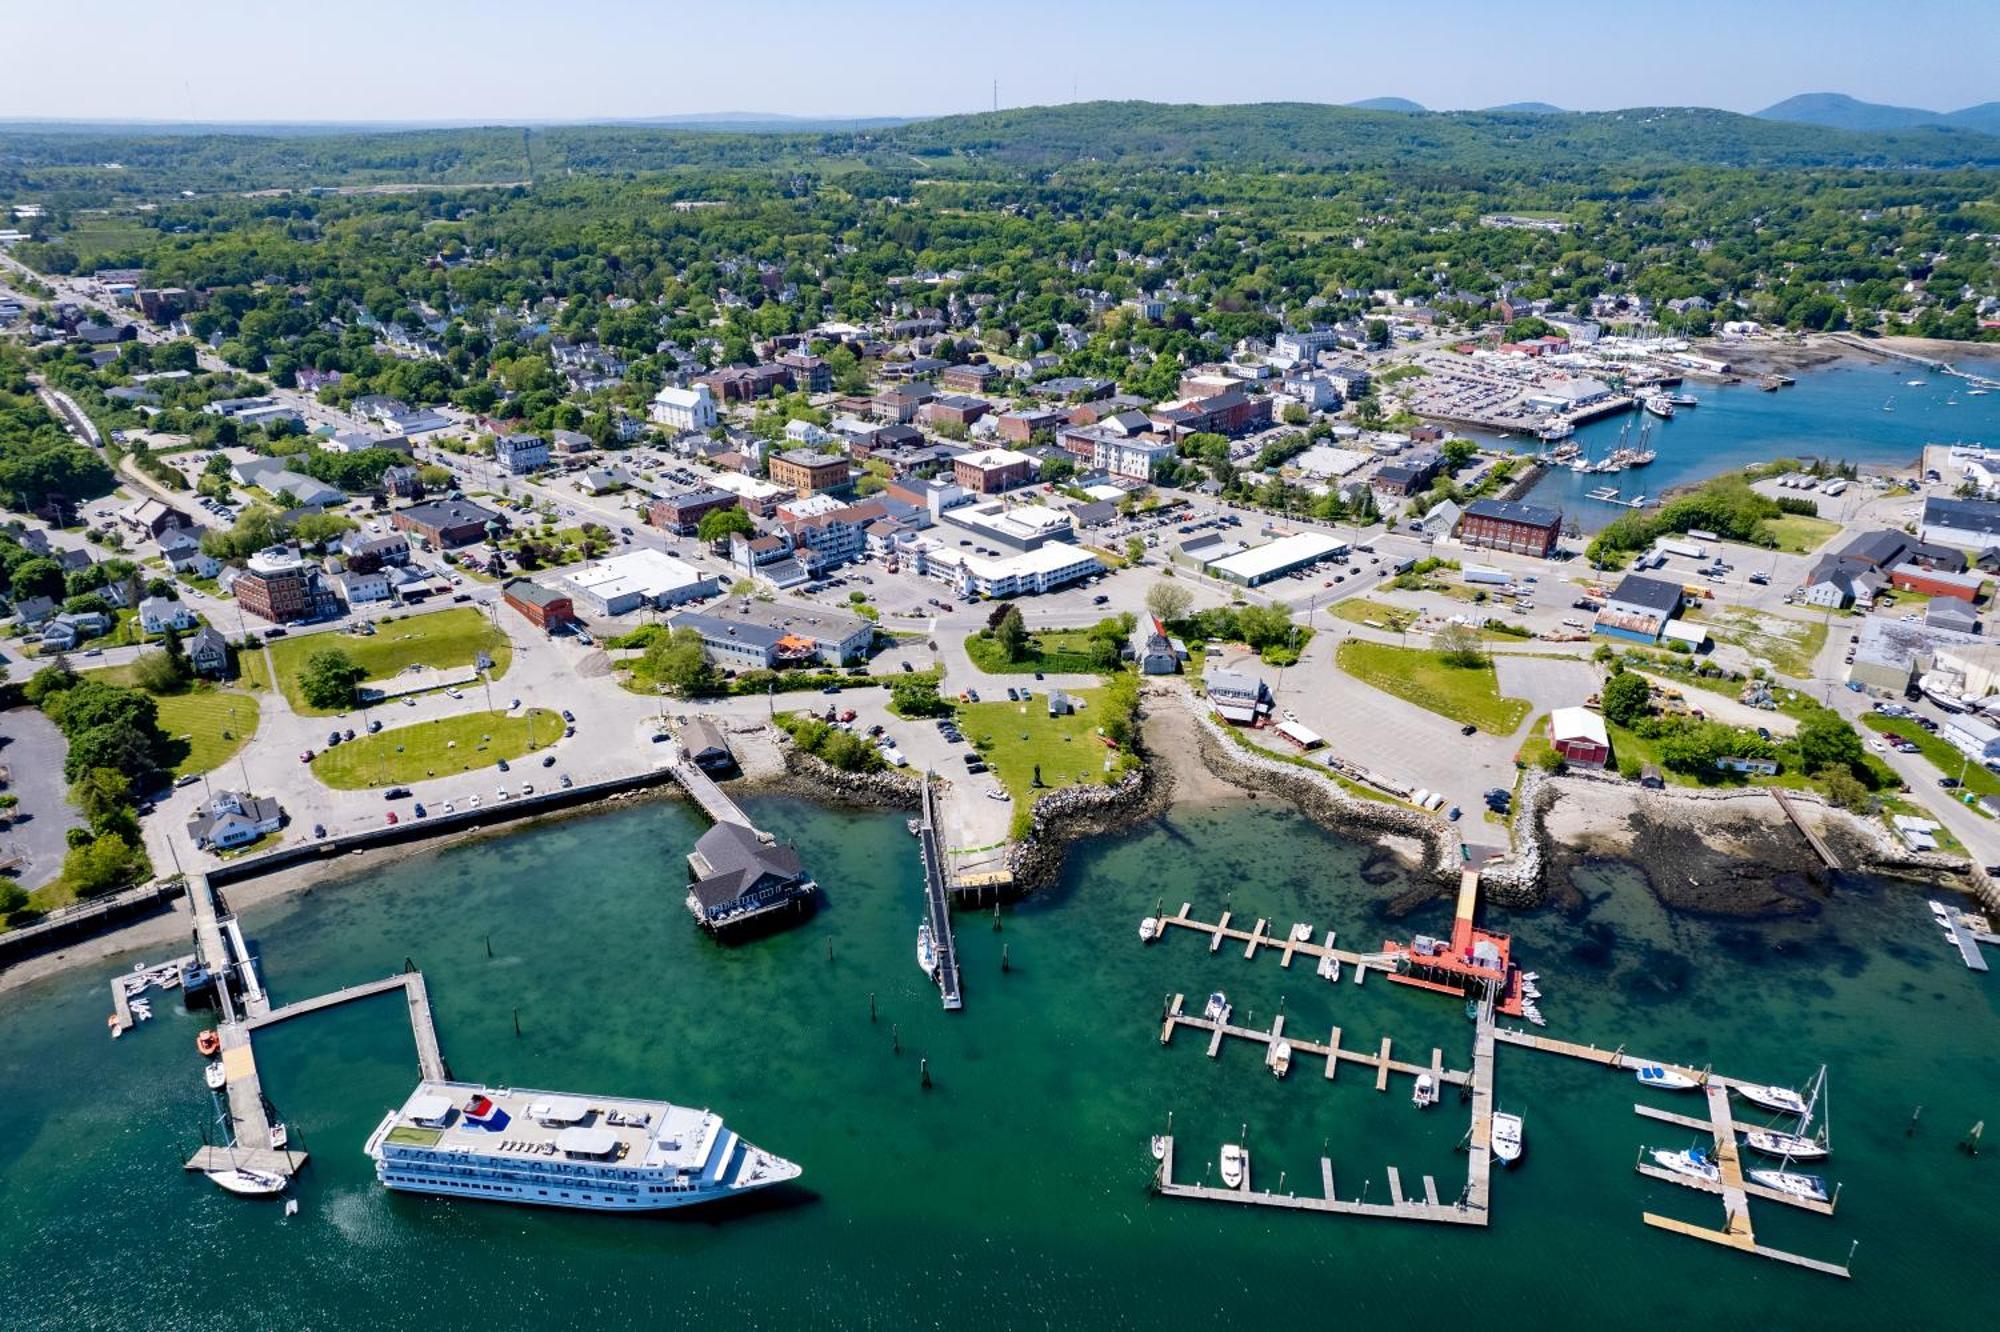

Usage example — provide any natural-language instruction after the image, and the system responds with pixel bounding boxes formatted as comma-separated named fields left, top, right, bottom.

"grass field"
left=1756, top=512, right=1843, bottom=554
left=157, top=690, right=261, bottom=778
left=269, top=610, right=510, bottom=714
left=1324, top=598, right=1420, bottom=633
left=1863, top=715, right=2000, bottom=805
left=963, top=629, right=1109, bottom=675
left=1335, top=640, right=1531, bottom=734
left=955, top=686, right=1136, bottom=835
left=1691, top=606, right=1829, bottom=677
left=310, top=708, right=561, bottom=789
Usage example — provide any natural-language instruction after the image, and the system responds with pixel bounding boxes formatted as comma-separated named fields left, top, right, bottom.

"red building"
left=647, top=488, right=741, bottom=536
left=502, top=579, right=576, bottom=631
left=1890, top=563, right=1985, bottom=603
left=951, top=448, right=1035, bottom=495
left=1548, top=708, right=1610, bottom=768
left=1457, top=499, right=1564, bottom=558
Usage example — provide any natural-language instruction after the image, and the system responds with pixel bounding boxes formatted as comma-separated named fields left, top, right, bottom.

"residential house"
left=186, top=790, right=285, bottom=850
left=186, top=624, right=232, bottom=678
left=137, top=596, right=197, bottom=636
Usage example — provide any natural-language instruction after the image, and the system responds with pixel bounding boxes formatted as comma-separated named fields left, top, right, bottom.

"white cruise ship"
left=364, top=1080, right=801, bottom=1212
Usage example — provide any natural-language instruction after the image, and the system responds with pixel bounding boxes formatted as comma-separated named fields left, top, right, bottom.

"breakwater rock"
left=1005, top=762, right=1161, bottom=892
left=777, top=742, right=923, bottom=808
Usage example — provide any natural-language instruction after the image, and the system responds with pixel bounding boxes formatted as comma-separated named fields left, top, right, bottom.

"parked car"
left=299, top=749, right=315, bottom=763
left=497, top=758, right=510, bottom=772
left=1460, top=723, right=1477, bottom=736
left=367, top=720, right=383, bottom=734
left=384, top=786, right=412, bottom=800
left=413, top=803, right=427, bottom=819
left=559, top=774, right=574, bottom=789
left=326, top=731, right=342, bottom=747
left=312, top=823, right=327, bottom=839
left=385, top=811, right=399, bottom=826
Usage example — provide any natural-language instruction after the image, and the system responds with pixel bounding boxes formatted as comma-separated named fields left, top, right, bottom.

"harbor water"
left=1499, top=357, right=2000, bottom=529
left=1, top=793, right=1996, bottom=1329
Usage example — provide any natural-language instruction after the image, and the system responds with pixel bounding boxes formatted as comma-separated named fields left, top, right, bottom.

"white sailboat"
left=1742, top=1128, right=1828, bottom=1160
left=916, top=922, right=938, bottom=978
left=1747, top=1168, right=1829, bottom=1202
left=207, top=1167, right=287, bottom=1197
left=1733, top=1074, right=1813, bottom=1119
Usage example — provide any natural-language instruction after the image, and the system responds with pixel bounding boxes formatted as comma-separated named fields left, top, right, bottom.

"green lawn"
left=1325, top=598, right=1419, bottom=633
left=1756, top=513, right=1843, bottom=555
left=955, top=686, right=1137, bottom=835
left=268, top=609, right=511, bottom=715
left=963, top=629, right=1110, bottom=675
left=310, top=708, right=561, bottom=789
left=1335, top=640, right=1531, bottom=734
left=1689, top=606, right=1829, bottom=678
left=157, top=689, right=260, bottom=778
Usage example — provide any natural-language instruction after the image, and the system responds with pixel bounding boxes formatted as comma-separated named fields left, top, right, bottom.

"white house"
left=137, top=596, right=198, bottom=636
left=334, top=567, right=392, bottom=606
left=784, top=419, right=834, bottom=446
left=186, top=790, right=284, bottom=850
left=650, top=384, right=719, bottom=433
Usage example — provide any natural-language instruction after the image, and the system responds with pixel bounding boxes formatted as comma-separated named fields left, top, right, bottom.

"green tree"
left=1797, top=714, right=1864, bottom=778
left=1435, top=622, right=1486, bottom=668
left=1601, top=671, right=1652, bottom=727
left=131, top=646, right=191, bottom=694
left=993, top=604, right=1029, bottom=662
left=1144, top=580, right=1193, bottom=625
left=1818, top=766, right=1871, bottom=813
left=60, top=832, right=148, bottom=898
left=643, top=627, right=716, bottom=697
left=69, top=767, right=132, bottom=828
left=299, top=648, right=365, bottom=711
left=696, top=505, right=754, bottom=549
left=889, top=675, right=952, bottom=718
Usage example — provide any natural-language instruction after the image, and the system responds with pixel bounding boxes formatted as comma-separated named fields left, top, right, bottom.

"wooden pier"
left=1156, top=903, right=1399, bottom=977
left=1153, top=1134, right=1484, bottom=1227
left=1158, top=993, right=1469, bottom=1089
left=670, top=753, right=766, bottom=836
left=1770, top=789, right=1841, bottom=869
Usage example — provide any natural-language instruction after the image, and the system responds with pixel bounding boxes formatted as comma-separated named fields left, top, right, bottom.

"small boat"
left=1635, top=1065, right=1699, bottom=1091
left=1149, top=1135, right=1167, bottom=1162
left=1906, top=379, right=1927, bottom=387
left=1641, top=395, right=1675, bottom=419
left=1491, top=1111, right=1524, bottom=1165
left=1413, top=1073, right=1439, bottom=1109
left=1748, top=1168, right=1829, bottom=1202
left=1219, top=1144, right=1247, bottom=1190
left=207, top=1167, right=287, bottom=1197
left=1734, top=1081, right=1810, bottom=1118
left=1270, top=1040, right=1293, bottom=1079
left=1742, top=1128, right=1829, bottom=1161
left=1525, top=1011, right=1547, bottom=1028
left=107, top=1013, right=122, bottom=1037
left=1203, top=991, right=1231, bottom=1025
left=1650, top=1146, right=1720, bottom=1184
left=1666, top=392, right=1698, bottom=407
left=205, top=1061, right=227, bottom=1091
left=916, top=923, right=938, bottom=978
left=1290, top=922, right=1313, bottom=942
left=269, top=1123, right=289, bottom=1151
left=1138, top=916, right=1159, bottom=944
left=1521, top=972, right=1538, bottom=983
left=284, top=1199, right=300, bottom=1217
left=1970, top=388, right=1989, bottom=397
left=1316, top=949, right=1340, bottom=982
left=196, top=1029, right=221, bottom=1057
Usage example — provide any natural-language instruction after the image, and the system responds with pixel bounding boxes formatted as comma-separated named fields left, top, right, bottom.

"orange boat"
left=196, top=1029, right=221, bottom=1057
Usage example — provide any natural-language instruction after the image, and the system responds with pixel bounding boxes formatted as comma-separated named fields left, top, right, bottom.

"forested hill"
left=3, top=99, right=1999, bottom=203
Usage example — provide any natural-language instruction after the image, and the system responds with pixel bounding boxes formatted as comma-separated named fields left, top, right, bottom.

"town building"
left=695, top=364, right=793, bottom=403
left=647, top=488, right=741, bottom=535
left=563, top=550, right=718, bottom=615
left=650, top=384, right=719, bottom=433
left=996, top=407, right=1070, bottom=443
left=1204, top=665, right=1274, bottom=724
left=952, top=447, right=1035, bottom=495
left=116, top=497, right=191, bottom=539
left=338, top=530, right=412, bottom=572
left=1147, top=388, right=1271, bottom=440
left=668, top=601, right=873, bottom=669
left=1920, top=496, right=2000, bottom=550
left=502, top=579, right=578, bottom=632
left=937, top=363, right=1004, bottom=394
left=1132, top=615, right=1183, bottom=675
left=1371, top=450, right=1443, bottom=497
left=393, top=498, right=506, bottom=549
left=187, top=790, right=284, bottom=850
left=1593, top=574, right=1686, bottom=643
left=776, top=352, right=831, bottom=394
left=186, top=624, right=232, bottom=678
left=233, top=546, right=314, bottom=623
left=493, top=433, right=550, bottom=476
left=685, top=822, right=814, bottom=928
left=676, top=717, right=735, bottom=771
left=1548, top=707, right=1610, bottom=769
left=920, top=395, right=992, bottom=430
left=137, top=595, right=197, bottom=635
left=1891, top=564, right=1986, bottom=603
left=705, top=471, right=792, bottom=517
left=769, top=449, right=853, bottom=496
left=915, top=541, right=1102, bottom=598
left=1456, top=499, right=1564, bottom=558
left=1207, top=531, right=1347, bottom=586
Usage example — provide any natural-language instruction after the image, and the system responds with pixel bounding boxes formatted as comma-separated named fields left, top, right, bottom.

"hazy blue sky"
left=5, top=0, right=1994, bottom=123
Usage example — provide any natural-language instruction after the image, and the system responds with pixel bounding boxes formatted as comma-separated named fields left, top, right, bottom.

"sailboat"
left=1747, top=1168, right=1830, bottom=1202
left=916, top=922, right=938, bottom=978
left=1650, top=1146, right=1721, bottom=1184
left=1743, top=1067, right=1831, bottom=1158
left=1733, top=1065, right=1819, bottom=1119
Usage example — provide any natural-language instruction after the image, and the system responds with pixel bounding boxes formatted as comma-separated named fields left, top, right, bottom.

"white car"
left=441, top=801, right=456, bottom=814
left=468, top=795, right=481, bottom=808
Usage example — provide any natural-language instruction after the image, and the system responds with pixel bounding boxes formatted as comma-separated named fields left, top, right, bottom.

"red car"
left=385, top=811, right=399, bottom=825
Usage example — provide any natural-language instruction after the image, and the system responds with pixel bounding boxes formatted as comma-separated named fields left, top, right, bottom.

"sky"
left=3, top=0, right=1995, bottom=124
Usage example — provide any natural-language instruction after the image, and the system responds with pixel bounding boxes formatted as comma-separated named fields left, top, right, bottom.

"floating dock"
left=1932, top=900, right=1994, bottom=972
left=1153, top=1134, right=1483, bottom=1226
left=917, top=772, right=963, bottom=1010
left=1158, top=992, right=1468, bottom=1090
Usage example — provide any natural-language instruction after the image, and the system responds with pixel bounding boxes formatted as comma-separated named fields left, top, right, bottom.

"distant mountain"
left=1757, top=93, right=2000, bottom=136
left=1485, top=102, right=1566, bottom=115
left=1345, top=97, right=1426, bottom=113
left=618, top=112, right=915, bottom=134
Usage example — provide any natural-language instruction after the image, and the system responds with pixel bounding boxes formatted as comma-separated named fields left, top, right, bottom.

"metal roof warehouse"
left=1207, top=531, right=1348, bottom=585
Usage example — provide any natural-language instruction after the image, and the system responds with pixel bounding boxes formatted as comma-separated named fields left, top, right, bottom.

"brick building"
left=647, top=488, right=742, bottom=536
left=501, top=579, right=577, bottom=632
left=952, top=447, right=1036, bottom=494
left=1456, top=499, right=1564, bottom=558
left=769, top=449, right=853, bottom=496
left=234, top=547, right=313, bottom=624
left=392, top=498, right=505, bottom=549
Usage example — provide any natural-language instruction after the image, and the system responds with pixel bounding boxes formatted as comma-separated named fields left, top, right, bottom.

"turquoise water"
left=1, top=795, right=1997, bottom=1329
left=1499, top=359, right=2000, bottom=529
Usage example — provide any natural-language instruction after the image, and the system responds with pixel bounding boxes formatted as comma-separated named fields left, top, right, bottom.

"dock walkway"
left=1153, top=1135, right=1483, bottom=1227
left=1159, top=993, right=1468, bottom=1088
left=917, top=773, right=963, bottom=1011
left=670, top=754, right=766, bottom=837
left=1770, top=789, right=1841, bottom=869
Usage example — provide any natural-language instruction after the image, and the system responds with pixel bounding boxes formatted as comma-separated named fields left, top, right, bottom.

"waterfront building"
left=1456, top=499, right=1564, bottom=558
left=669, top=601, right=873, bottom=668
left=186, top=789, right=284, bottom=850
left=1548, top=707, right=1610, bottom=769
left=1593, top=574, right=1685, bottom=643
left=686, top=822, right=817, bottom=930
left=1921, top=497, right=2000, bottom=550
left=365, top=1080, right=800, bottom=1211
left=1204, top=664, right=1274, bottom=724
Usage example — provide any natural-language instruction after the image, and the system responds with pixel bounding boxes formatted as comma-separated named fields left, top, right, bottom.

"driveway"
left=0, top=707, right=85, bottom=890
left=1493, top=655, right=1600, bottom=721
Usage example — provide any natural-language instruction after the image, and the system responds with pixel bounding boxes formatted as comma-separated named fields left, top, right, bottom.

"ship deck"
left=387, top=1079, right=721, bottom=1172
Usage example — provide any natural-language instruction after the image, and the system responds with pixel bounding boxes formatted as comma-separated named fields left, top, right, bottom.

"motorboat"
left=1150, top=1135, right=1167, bottom=1162
left=1748, top=1168, right=1829, bottom=1202
left=1290, top=922, right=1313, bottom=942
left=1219, top=1144, right=1248, bottom=1189
left=268, top=1122, right=289, bottom=1151
left=1734, top=1081, right=1810, bottom=1118
left=1413, top=1073, right=1439, bottom=1109
left=1491, top=1111, right=1524, bottom=1165
left=1269, top=1040, right=1293, bottom=1079
left=1641, top=395, right=1675, bottom=419
left=1742, top=1128, right=1829, bottom=1161
left=1203, top=991, right=1231, bottom=1025
left=196, top=1029, right=221, bottom=1057
left=207, top=1167, right=287, bottom=1197
left=1316, top=947, right=1341, bottom=983
left=205, top=1061, right=227, bottom=1091
left=1635, top=1064, right=1699, bottom=1091
left=1139, top=916, right=1159, bottom=944
left=916, top=923, right=938, bottom=978
left=1650, top=1147, right=1720, bottom=1184
left=1665, top=392, right=1699, bottom=407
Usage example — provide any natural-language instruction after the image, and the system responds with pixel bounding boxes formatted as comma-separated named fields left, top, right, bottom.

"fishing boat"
left=205, top=1060, right=227, bottom=1091
left=1650, top=1146, right=1720, bottom=1184
left=1219, top=1144, right=1247, bottom=1189
left=207, top=1167, right=287, bottom=1197
left=1742, top=1127, right=1829, bottom=1161
left=1138, top=916, right=1159, bottom=944
left=1150, top=1135, right=1167, bottom=1162
left=1748, top=1168, right=1830, bottom=1202
left=916, top=923, right=938, bottom=978
left=1734, top=1078, right=1811, bottom=1118
left=1906, top=379, right=1928, bottom=387
left=1970, top=388, right=1990, bottom=397
left=1635, top=1064, right=1699, bottom=1091
left=1641, top=394, right=1675, bottom=419
left=1413, top=1073, right=1439, bottom=1109
left=1665, top=392, right=1698, bottom=406
left=1269, top=1040, right=1293, bottom=1079
left=1203, top=991, right=1231, bottom=1025
left=1491, top=1111, right=1524, bottom=1165
left=196, top=1029, right=221, bottom=1057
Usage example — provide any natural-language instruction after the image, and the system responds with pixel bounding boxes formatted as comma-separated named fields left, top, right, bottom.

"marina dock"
left=1153, top=1134, right=1484, bottom=1226
left=916, top=773, right=963, bottom=1010
left=1155, top=903, right=1400, bottom=978
left=1158, top=992, right=1469, bottom=1089
left=1933, top=900, right=1994, bottom=972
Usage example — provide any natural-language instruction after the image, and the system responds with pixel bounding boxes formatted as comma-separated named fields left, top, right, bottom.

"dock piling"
left=870, top=992, right=877, bottom=1023
left=893, top=1023, right=901, bottom=1055
left=1907, top=1104, right=1921, bottom=1136
left=921, top=1057, right=932, bottom=1091
left=513, top=1007, right=520, bottom=1037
